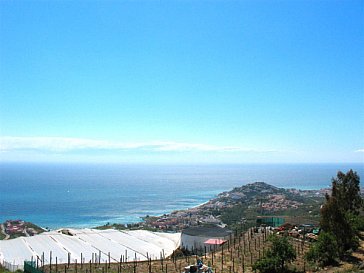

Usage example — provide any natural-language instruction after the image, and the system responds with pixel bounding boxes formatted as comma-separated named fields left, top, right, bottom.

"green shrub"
left=305, top=231, right=339, bottom=266
left=253, top=234, right=296, bottom=273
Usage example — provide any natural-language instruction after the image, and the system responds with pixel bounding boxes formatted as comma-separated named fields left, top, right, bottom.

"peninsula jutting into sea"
left=104, top=181, right=334, bottom=232
left=2, top=181, right=362, bottom=238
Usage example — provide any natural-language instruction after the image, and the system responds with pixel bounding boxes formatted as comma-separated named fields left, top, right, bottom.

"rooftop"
left=182, top=226, right=232, bottom=237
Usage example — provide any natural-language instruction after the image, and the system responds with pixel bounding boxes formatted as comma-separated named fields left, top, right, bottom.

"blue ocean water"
left=0, top=163, right=363, bottom=229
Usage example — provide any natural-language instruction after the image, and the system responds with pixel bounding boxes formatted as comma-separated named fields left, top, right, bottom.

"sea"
left=0, top=163, right=363, bottom=229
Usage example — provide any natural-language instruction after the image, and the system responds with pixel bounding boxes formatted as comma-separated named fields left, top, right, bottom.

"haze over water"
left=1, top=163, right=363, bottom=229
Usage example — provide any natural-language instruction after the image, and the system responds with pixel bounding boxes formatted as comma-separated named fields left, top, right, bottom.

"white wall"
left=180, top=233, right=229, bottom=253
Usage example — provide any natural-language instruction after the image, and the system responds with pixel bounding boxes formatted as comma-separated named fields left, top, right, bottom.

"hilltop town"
left=130, top=182, right=331, bottom=231
left=0, top=220, right=44, bottom=240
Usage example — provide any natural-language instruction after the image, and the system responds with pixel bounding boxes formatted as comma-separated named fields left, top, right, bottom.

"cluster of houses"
left=260, top=194, right=302, bottom=211
left=144, top=208, right=222, bottom=231
left=288, top=188, right=331, bottom=197
left=4, top=220, right=25, bottom=234
left=3, top=220, right=39, bottom=237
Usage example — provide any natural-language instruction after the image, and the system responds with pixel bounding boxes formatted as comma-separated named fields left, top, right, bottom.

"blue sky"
left=0, top=0, right=363, bottom=163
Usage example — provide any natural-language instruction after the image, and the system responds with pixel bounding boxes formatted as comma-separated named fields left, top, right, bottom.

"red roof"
left=204, top=239, right=227, bottom=245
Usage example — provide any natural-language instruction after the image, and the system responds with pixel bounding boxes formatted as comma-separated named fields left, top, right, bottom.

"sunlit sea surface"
left=0, top=163, right=363, bottom=229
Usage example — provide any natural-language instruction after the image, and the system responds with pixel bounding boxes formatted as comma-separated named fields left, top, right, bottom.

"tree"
left=305, top=232, right=339, bottom=266
left=253, top=234, right=296, bottom=273
left=331, top=170, right=362, bottom=214
left=320, top=169, right=363, bottom=257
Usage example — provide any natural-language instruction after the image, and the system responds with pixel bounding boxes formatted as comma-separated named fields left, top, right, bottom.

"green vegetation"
left=25, top=222, right=45, bottom=234
left=95, top=222, right=158, bottom=232
left=320, top=170, right=363, bottom=256
left=269, top=200, right=322, bottom=218
left=219, top=195, right=322, bottom=230
left=0, top=265, right=22, bottom=273
left=306, top=169, right=364, bottom=266
left=353, top=211, right=364, bottom=233
left=305, top=231, right=339, bottom=266
left=253, top=234, right=296, bottom=273
left=220, top=204, right=250, bottom=225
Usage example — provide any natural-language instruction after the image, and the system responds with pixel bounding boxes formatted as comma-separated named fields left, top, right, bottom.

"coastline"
left=106, top=182, right=331, bottom=232
left=2, top=163, right=363, bottom=230
left=3, top=181, right=364, bottom=237
left=0, top=184, right=346, bottom=232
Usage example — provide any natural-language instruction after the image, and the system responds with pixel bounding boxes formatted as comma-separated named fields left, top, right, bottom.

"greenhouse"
left=0, top=229, right=181, bottom=271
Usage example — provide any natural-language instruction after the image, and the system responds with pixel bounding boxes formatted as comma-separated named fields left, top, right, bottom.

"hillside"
left=0, top=220, right=45, bottom=240
left=141, top=182, right=326, bottom=231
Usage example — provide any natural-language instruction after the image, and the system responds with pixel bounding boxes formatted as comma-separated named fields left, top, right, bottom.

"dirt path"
left=352, top=234, right=364, bottom=262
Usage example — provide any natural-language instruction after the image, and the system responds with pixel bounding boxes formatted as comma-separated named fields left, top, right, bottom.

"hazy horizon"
left=1, top=1, right=363, bottom=164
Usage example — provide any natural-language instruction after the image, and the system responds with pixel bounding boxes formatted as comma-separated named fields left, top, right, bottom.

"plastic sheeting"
left=0, top=229, right=181, bottom=269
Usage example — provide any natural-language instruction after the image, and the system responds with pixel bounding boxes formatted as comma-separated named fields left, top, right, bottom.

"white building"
left=181, top=226, right=231, bottom=253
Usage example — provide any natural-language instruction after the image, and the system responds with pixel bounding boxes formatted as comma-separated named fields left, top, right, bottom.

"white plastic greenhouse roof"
left=0, top=229, right=181, bottom=269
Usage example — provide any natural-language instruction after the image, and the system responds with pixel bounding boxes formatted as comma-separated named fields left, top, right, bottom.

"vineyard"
left=36, top=228, right=314, bottom=273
